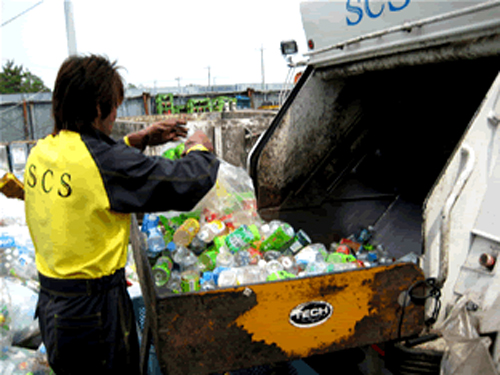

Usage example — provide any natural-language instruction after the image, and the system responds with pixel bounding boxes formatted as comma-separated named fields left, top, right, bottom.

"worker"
left=24, top=54, right=220, bottom=375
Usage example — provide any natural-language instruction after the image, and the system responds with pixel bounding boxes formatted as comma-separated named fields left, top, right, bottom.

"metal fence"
left=0, top=93, right=53, bottom=143
left=0, top=90, right=282, bottom=144
left=0, top=93, right=154, bottom=144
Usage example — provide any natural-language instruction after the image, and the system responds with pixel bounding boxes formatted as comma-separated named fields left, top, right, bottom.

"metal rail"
left=436, top=144, right=475, bottom=288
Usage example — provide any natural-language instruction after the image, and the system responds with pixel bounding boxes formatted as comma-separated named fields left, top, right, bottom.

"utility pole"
left=175, top=77, right=181, bottom=94
left=260, top=44, right=265, bottom=91
left=205, top=66, right=211, bottom=92
left=64, top=0, right=77, bottom=56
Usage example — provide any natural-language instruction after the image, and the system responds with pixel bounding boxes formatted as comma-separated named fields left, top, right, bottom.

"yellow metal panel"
left=153, top=262, right=424, bottom=375
left=235, top=268, right=375, bottom=356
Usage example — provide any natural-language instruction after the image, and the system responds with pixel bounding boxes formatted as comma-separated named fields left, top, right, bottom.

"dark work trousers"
left=35, top=268, right=140, bottom=375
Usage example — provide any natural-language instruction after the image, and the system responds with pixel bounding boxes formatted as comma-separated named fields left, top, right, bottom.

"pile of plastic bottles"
left=142, top=212, right=401, bottom=294
left=141, top=149, right=406, bottom=294
left=0, top=194, right=57, bottom=375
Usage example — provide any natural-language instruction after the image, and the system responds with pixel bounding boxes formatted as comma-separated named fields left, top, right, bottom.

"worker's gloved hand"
left=126, top=118, right=188, bottom=150
left=183, top=130, right=214, bottom=155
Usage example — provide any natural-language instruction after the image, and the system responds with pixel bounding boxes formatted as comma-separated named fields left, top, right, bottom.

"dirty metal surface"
left=255, top=55, right=500, bottom=215
left=256, top=72, right=350, bottom=210
left=153, top=262, right=424, bottom=375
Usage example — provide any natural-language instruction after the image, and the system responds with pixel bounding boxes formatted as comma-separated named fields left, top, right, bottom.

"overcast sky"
left=1, top=0, right=309, bottom=91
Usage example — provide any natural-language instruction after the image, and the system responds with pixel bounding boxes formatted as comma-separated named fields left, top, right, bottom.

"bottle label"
left=173, top=218, right=200, bottom=246
left=225, top=225, right=255, bottom=253
left=260, top=227, right=294, bottom=252
left=181, top=273, right=200, bottom=292
left=0, top=235, right=15, bottom=249
left=199, top=250, right=219, bottom=271
left=287, top=239, right=304, bottom=255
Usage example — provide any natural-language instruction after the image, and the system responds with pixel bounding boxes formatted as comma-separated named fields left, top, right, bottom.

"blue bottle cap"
left=167, top=242, right=176, bottom=252
left=201, top=271, right=214, bottom=283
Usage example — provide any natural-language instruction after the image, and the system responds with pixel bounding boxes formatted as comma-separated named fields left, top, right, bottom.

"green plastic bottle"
left=260, top=222, right=295, bottom=252
left=162, top=148, right=177, bottom=160
left=224, top=224, right=261, bottom=253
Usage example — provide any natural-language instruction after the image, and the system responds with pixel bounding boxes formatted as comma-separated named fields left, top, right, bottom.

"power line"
left=1, top=1, right=44, bottom=28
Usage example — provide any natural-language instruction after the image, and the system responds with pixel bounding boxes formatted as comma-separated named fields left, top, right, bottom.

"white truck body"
left=300, top=0, right=500, bottom=67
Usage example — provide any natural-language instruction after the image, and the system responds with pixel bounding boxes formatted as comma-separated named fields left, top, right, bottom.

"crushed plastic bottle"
left=326, top=252, right=357, bottom=264
left=212, top=266, right=230, bottom=286
left=279, top=255, right=299, bottom=275
left=180, top=269, right=201, bottom=292
left=283, top=229, right=312, bottom=256
left=188, top=235, right=207, bottom=256
left=304, top=259, right=328, bottom=276
left=197, top=249, right=219, bottom=272
left=200, top=272, right=217, bottom=291
left=259, top=221, right=295, bottom=252
left=295, top=244, right=325, bottom=266
left=141, top=214, right=160, bottom=233
left=0, top=278, right=13, bottom=354
left=356, top=227, right=374, bottom=244
left=265, top=260, right=284, bottom=276
left=375, top=245, right=395, bottom=265
left=234, top=250, right=251, bottom=267
left=263, top=250, right=281, bottom=262
left=162, top=143, right=185, bottom=160
left=216, top=250, right=235, bottom=268
left=267, top=270, right=296, bottom=281
left=0, top=235, right=16, bottom=277
left=395, top=252, right=420, bottom=265
left=173, top=246, right=198, bottom=272
left=166, top=270, right=182, bottom=294
left=326, top=262, right=359, bottom=273
left=247, top=247, right=263, bottom=265
left=235, top=266, right=266, bottom=285
left=12, top=245, right=37, bottom=282
left=222, top=224, right=260, bottom=253
left=197, top=220, right=226, bottom=243
left=146, top=227, right=166, bottom=264
left=217, top=268, right=238, bottom=287
left=173, top=218, right=200, bottom=247
left=152, top=256, right=173, bottom=287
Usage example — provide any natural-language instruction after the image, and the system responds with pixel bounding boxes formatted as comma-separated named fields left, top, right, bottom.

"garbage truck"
left=245, top=0, right=500, bottom=373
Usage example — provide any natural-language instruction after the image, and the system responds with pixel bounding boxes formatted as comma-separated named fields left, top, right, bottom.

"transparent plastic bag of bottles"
left=438, top=296, right=498, bottom=375
left=3, top=278, right=39, bottom=348
left=0, top=345, right=53, bottom=375
left=1, top=277, right=14, bottom=355
left=192, top=159, right=260, bottom=228
left=0, top=232, right=38, bottom=286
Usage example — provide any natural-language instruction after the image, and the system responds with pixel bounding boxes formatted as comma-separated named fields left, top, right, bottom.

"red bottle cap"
left=336, top=245, right=351, bottom=255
